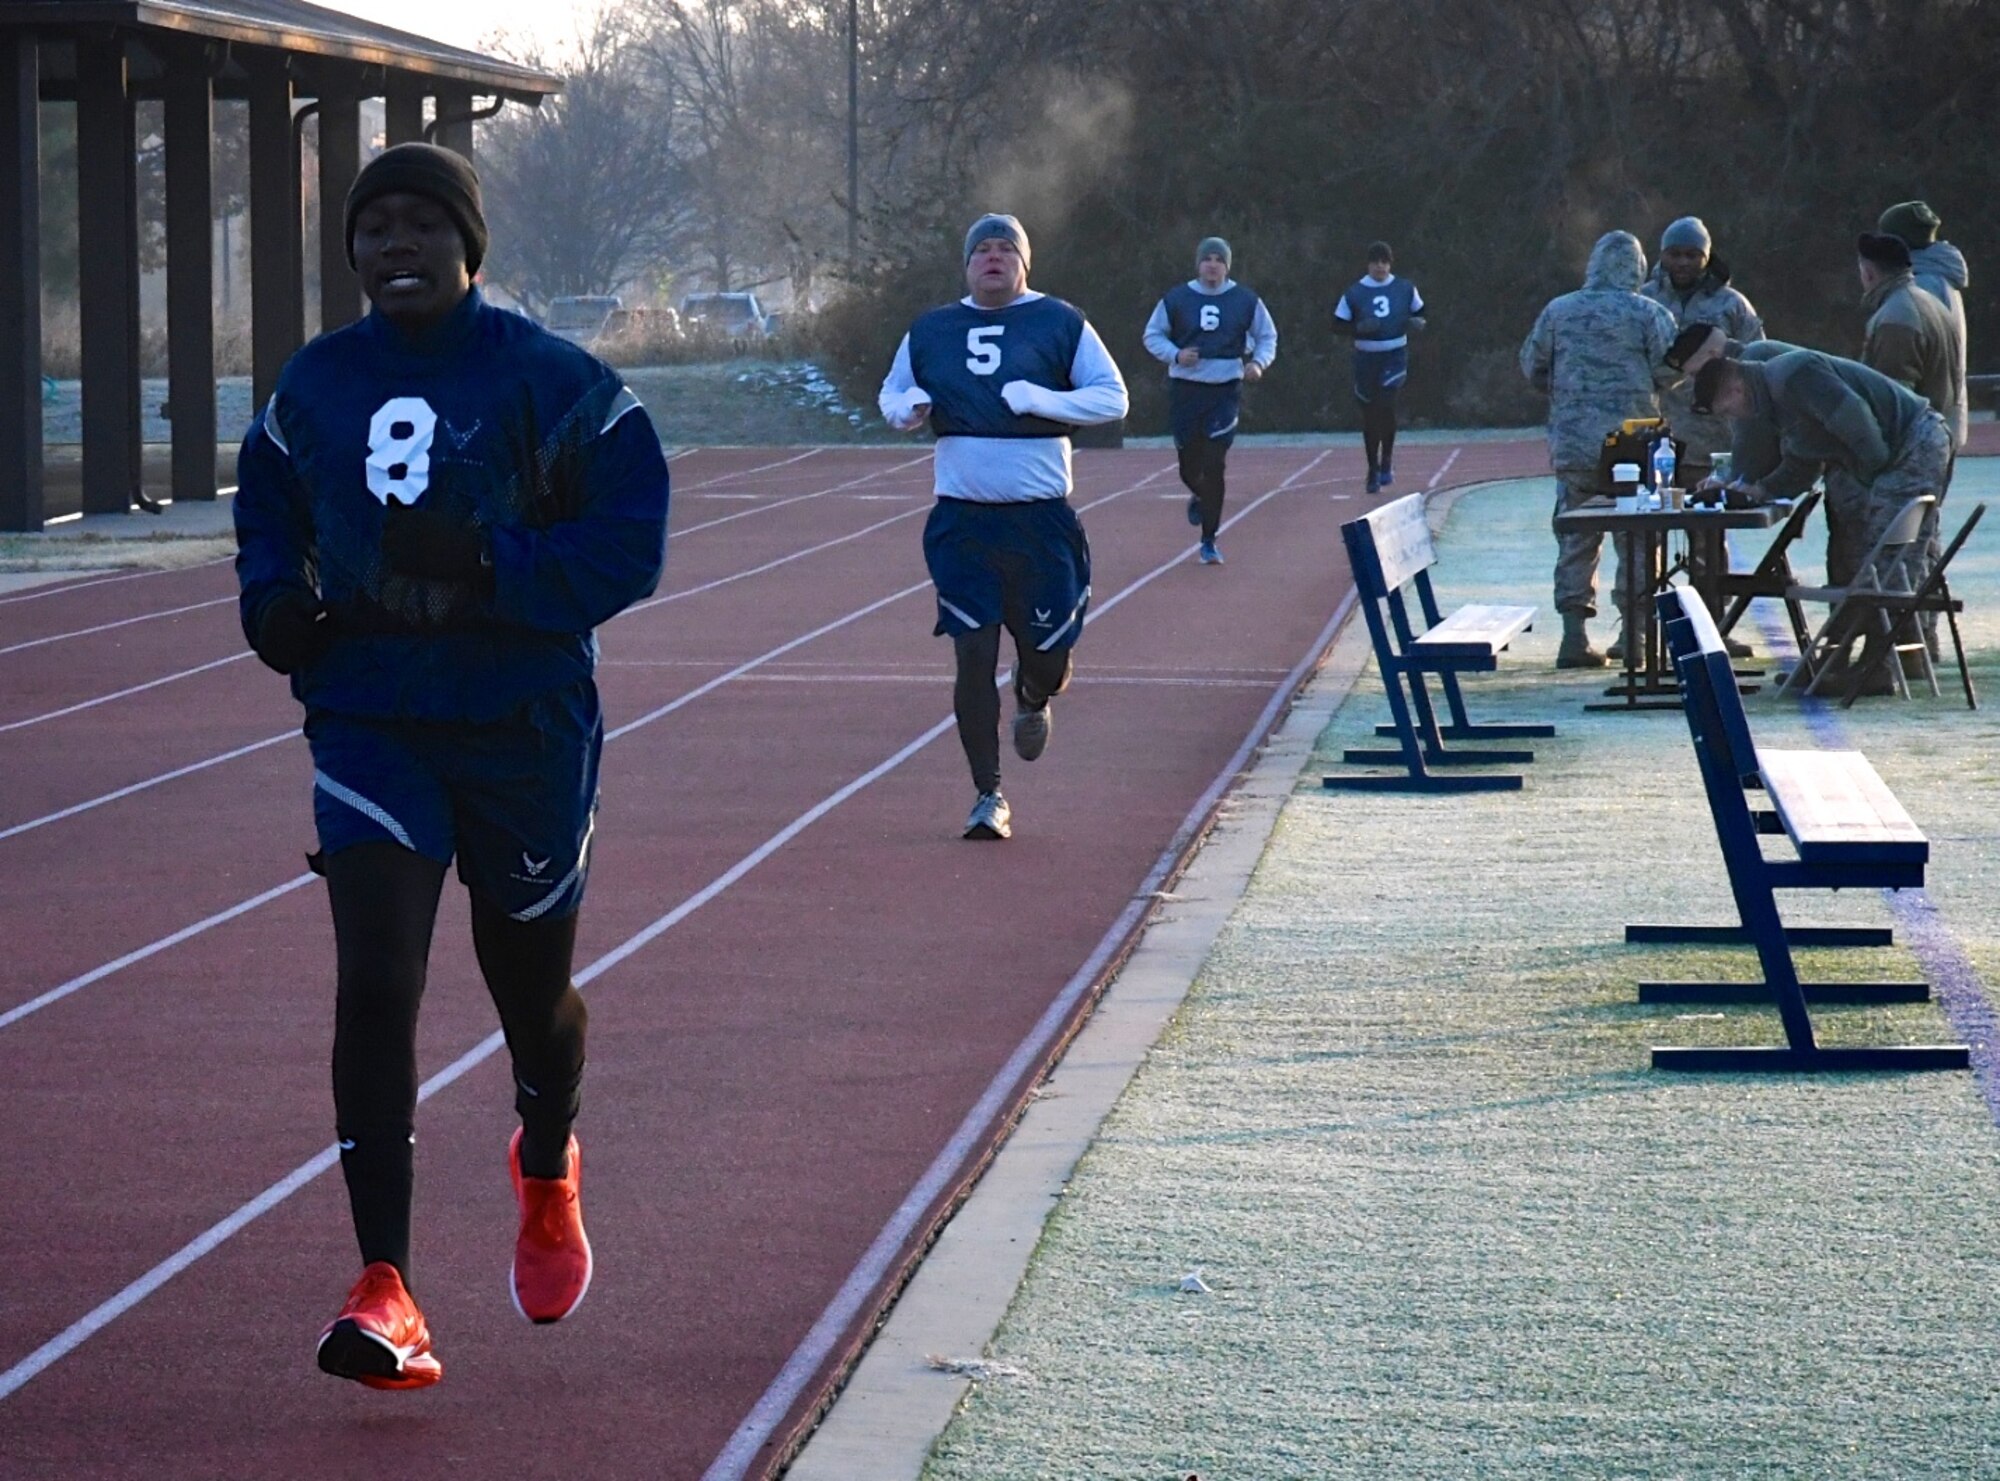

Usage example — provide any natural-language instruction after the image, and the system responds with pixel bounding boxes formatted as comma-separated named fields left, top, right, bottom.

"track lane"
left=0, top=444, right=1550, bottom=1479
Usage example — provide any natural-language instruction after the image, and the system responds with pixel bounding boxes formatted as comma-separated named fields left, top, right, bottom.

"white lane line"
left=0, top=557, right=236, bottom=607
left=0, top=463, right=1179, bottom=1014
left=0, top=461, right=1164, bottom=838
left=628, top=461, right=1177, bottom=617
left=0, top=455, right=916, bottom=660
left=0, top=652, right=256, bottom=733
left=0, top=875, right=319, bottom=1033
left=669, top=454, right=932, bottom=538
left=700, top=452, right=1340, bottom=1481
left=0, top=450, right=1315, bottom=1403
left=1426, top=446, right=1463, bottom=490
left=671, top=447, right=822, bottom=491
left=0, top=458, right=935, bottom=722
left=0, top=596, right=236, bottom=657
left=0, top=732, right=297, bottom=845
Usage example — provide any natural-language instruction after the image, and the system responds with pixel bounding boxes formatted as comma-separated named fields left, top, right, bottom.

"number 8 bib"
left=366, top=397, right=438, bottom=505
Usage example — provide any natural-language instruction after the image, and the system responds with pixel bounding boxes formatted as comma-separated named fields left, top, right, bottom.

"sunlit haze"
left=312, top=0, right=587, bottom=59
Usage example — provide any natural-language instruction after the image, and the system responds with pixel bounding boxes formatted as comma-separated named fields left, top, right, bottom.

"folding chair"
left=1840, top=502, right=1985, bottom=710
left=1714, top=485, right=1820, bottom=657
left=1780, top=494, right=1932, bottom=699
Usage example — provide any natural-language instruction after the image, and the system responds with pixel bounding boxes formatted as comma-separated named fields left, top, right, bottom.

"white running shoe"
left=963, top=791, right=1012, bottom=840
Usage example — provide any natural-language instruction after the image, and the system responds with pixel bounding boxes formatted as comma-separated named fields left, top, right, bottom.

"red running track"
left=0, top=439, right=1546, bottom=1479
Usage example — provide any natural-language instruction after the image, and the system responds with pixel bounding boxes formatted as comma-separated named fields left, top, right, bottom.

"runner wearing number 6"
left=1143, top=236, right=1279, bottom=565
left=878, top=213, right=1130, bottom=841
left=1334, top=241, right=1427, bottom=493
left=232, top=144, right=671, bottom=1388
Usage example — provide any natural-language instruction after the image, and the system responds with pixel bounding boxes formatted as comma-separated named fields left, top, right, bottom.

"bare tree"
left=480, top=12, right=690, bottom=313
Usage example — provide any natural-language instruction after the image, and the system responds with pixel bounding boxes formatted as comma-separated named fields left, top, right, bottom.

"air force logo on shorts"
left=306, top=681, right=604, bottom=922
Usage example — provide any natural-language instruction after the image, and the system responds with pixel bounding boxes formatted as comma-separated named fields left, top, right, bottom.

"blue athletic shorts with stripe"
left=1352, top=345, right=1409, bottom=405
left=1168, top=378, right=1243, bottom=449
left=922, top=496, right=1092, bottom=653
left=304, top=679, right=603, bottom=922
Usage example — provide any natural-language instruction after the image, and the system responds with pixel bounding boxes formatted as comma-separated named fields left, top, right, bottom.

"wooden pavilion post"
left=163, top=48, right=216, bottom=501
left=75, top=30, right=142, bottom=514
left=246, top=53, right=300, bottom=408
left=0, top=31, right=41, bottom=531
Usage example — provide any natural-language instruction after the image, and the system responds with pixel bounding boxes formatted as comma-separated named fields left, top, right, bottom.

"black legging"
left=1363, top=392, right=1399, bottom=475
left=325, top=841, right=587, bottom=1282
left=952, top=626, right=1073, bottom=793
left=1177, top=439, right=1229, bottom=541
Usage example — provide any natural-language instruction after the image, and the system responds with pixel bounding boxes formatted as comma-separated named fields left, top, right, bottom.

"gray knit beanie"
left=964, top=214, right=1030, bottom=269
left=1659, top=216, right=1712, bottom=255
left=1196, top=236, right=1232, bottom=270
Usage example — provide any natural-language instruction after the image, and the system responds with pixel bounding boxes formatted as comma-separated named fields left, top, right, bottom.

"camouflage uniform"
left=1640, top=264, right=1763, bottom=476
left=1519, top=232, right=1679, bottom=621
left=1733, top=351, right=1951, bottom=594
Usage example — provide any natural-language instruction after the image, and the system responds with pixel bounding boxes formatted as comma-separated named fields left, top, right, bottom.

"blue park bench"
left=1643, top=586, right=1968, bottom=1072
left=1323, top=491, right=1552, bottom=793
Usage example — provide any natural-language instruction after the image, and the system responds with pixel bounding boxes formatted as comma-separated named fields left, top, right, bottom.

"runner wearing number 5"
left=232, top=144, right=670, bottom=1389
left=1143, top=236, right=1278, bottom=565
left=878, top=213, right=1129, bottom=841
left=1334, top=241, right=1426, bottom=492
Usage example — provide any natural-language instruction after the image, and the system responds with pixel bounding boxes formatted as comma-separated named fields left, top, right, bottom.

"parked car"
left=678, top=291, right=773, bottom=339
left=544, top=295, right=623, bottom=346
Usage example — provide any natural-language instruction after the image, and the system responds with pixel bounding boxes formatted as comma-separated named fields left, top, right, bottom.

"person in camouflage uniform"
left=1641, top=217, right=1764, bottom=481
left=1695, top=350, right=1952, bottom=692
left=1641, top=217, right=1764, bottom=657
left=1519, top=230, right=1680, bottom=667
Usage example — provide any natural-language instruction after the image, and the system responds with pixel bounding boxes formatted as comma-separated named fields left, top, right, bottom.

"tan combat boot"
left=1557, top=612, right=1607, bottom=669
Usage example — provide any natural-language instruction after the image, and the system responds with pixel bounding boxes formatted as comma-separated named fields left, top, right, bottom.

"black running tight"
left=1363, top=394, right=1399, bottom=476
left=1177, top=440, right=1229, bottom=540
left=952, top=627, right=1073, bottom=793
left=324, top=841, right=586, bottom=1283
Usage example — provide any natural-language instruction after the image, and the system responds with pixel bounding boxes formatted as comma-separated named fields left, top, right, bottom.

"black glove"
left=251, top=589, right=332, bottom=675
left=381, top=502, right=489, bottom=581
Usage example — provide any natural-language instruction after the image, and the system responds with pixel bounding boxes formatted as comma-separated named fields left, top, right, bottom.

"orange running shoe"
left=509, top=1128, right=592, bottom=1324
left=316, top=1262, right=443, bottom=1390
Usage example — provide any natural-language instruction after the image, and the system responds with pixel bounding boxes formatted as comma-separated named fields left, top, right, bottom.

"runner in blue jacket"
left=234, top=144, right=670, bottom=1390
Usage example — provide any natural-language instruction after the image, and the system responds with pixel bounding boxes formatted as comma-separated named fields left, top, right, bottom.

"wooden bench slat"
left=1412, top=603, right=1536, bottom=654
left=1359, top=493, right=1438, bottom=593
left=1756, top=747, right=1928, bottom=864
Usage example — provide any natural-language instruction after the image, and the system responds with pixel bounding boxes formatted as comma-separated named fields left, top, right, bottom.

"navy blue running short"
left=305, top=680, right=603, bottom=922
left=923, top=496, right=1092, bottom=652
left=1168, top=378, right=1243, bottom=449
left=1352, top=346, right=1409, bottom=405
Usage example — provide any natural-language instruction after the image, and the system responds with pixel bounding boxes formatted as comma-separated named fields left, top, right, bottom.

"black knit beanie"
left=1856, top=231, right=1912, bottom=272
left=345, top=143, right=488, bottom=276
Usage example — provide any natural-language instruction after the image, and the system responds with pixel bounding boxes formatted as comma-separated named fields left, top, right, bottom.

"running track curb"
left=784, top=480, right=1490, bottom=1479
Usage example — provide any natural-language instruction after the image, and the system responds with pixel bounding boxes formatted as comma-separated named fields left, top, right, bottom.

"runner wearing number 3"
left=232, top=144, right=670, bottom=1389
left=878, top=213, right=1129, bottom=840
left=1334, top=241, right=1426, bottom=492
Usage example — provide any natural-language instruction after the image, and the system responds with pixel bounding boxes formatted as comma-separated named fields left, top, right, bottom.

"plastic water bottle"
left=1651, top=437, right=1677, bottom=504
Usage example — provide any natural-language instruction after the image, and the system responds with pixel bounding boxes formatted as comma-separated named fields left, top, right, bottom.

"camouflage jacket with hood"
left=1520, top=232, right=1680, bottom=473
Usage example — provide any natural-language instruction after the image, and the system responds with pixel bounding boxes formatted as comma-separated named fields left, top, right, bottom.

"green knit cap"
left=1878, top=200, right=1941, bottom=247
